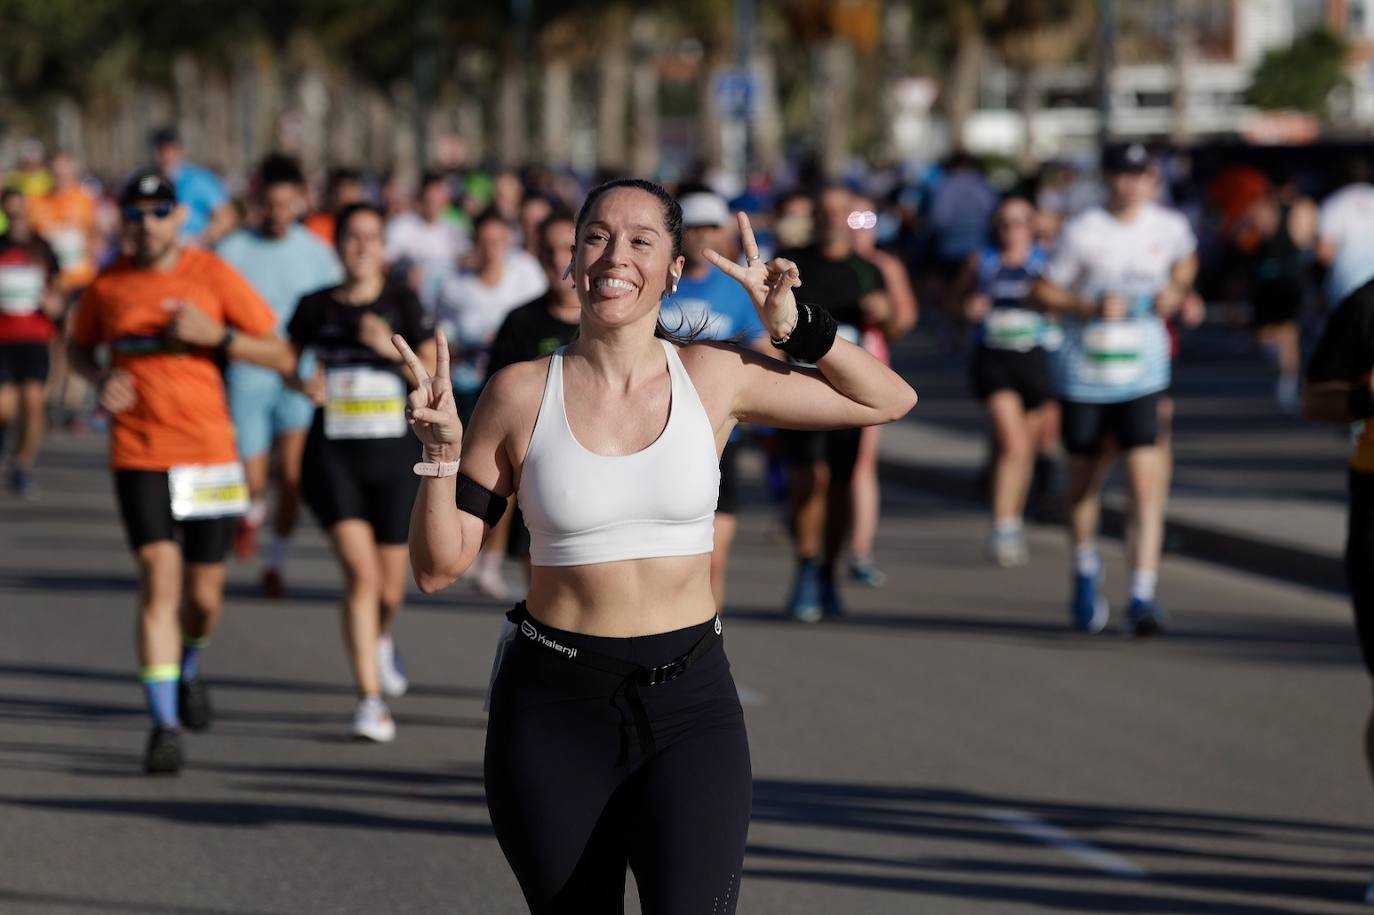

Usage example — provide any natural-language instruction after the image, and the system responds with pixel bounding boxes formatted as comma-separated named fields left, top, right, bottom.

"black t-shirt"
left=1308, top=281, right=1374, bottom=386
left=288, top=280, right=430, bottom=372
left=776, top=245, right=885, bottom=331
left=485, top=294, right=579, bottom=380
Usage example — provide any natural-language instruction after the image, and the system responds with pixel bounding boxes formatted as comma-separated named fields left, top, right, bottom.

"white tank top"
left=518, top=338, right=719, bottom=567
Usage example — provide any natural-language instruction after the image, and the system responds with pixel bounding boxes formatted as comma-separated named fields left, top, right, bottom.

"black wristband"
left=1348, top=386, right=1374, bottom=419
left=216, top=325, right=236, bottom=354
left=773, top=302, right=838, bottom=363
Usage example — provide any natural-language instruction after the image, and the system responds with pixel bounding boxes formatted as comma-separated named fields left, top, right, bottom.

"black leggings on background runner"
left=1346, top=470, right=1374, bottom=676
left=484, top=611, right=751, bottom=914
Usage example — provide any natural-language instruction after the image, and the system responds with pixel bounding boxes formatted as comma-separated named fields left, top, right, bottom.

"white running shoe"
left=352, top=697, right=396, bottom=743
left=377, top=634, right=409, bottom=697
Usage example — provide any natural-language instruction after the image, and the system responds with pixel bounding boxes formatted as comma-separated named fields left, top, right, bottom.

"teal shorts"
left=227, top=362, right=315, bottom=459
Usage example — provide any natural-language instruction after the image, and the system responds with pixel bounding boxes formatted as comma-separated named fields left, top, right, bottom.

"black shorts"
left=1251, top=278, right=1303, bottom=328
left=114, top=470, right=235, bottom=563
left=1346, top=470, right=1374, bottom=677
left=776, top=427, right=862, bottom=484
left=1060, top=394, right=1161, bottom=456
left=0, top=342, right=50, bottom=385
left=717, top=441, right=741, bottom=515
left=486, top=610, right=750, bottom=913
left=300, top=419, right=421, bottom=544
left=971, top=346, right=1051, bottom=411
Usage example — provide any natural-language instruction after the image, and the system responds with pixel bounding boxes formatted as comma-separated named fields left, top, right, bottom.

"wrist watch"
left=216, top=326, right=236, bottom=353
left=414, top=458, right=461, bottom=477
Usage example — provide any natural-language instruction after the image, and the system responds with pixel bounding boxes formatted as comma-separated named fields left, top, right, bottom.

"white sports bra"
left=518, top=338, right=720, bottom=567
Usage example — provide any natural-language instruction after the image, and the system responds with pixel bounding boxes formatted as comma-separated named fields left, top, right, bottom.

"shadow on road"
left=746, top=778, right=1374, bottom=913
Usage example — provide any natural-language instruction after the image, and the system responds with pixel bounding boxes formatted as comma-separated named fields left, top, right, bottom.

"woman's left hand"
left=703, top=212, right=802, bottom=342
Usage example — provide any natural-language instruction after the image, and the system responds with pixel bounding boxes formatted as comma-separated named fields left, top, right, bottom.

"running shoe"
left=261, top=568, right=286, bottom=600
left=9, top=467, right=35, bottom=499
left=987, top=529, right=1030, bottom=568
left=1127, top=598, right=1167, bottom=637
left=178, top=678, right=212, bottom=731
left=352, top=697, right=396, bottom=743
left=233, top=518, right=260, bottom=562
left=143, top=727, right=184, bottom=775
left=820, top=570, right=846, bottom=618
left=473, top=562, right=509, bottom=601
left=786, top=561, right=823, bottom=623
left=847, top=557, right=887, bottom=588
left=1071, top=571, right=1109, bottom=633
left=378, top=634, right=409, bottom=698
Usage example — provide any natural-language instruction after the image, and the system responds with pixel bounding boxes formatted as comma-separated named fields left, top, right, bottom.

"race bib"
left=48, top=227, right=88, bottom=273
left=168, top=462, right=249, bottom=521
left=0, top=265, right=44, bottom=316
left=1081, top=320, right=1146, bottom=386
left=984, top=308, right=1041, bottom=352
left=324, top=366, right=407, bottom=440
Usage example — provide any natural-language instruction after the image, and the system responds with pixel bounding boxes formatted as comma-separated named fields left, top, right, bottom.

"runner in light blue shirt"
left=216, top=155, right=342, bottom=596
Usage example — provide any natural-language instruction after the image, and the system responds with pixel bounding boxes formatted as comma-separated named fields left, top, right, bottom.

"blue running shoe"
left=820, top=569, right=846, bottom=617
left=1127, top=598, right=1166, bottom=637
left=1071, top=572, right=1109, bottom=633
left=9, top=467, right=35, bottom=499
left=847, top=557, right=886, bottom=588
left=787, top=561, right=823, bottom=623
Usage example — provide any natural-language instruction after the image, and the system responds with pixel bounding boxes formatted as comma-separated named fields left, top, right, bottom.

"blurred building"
left=961, top=0, right=1374, bottom=159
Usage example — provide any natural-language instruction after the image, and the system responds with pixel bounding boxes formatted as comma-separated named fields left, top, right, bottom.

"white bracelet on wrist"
left=413, top=458, right=460, bottom=478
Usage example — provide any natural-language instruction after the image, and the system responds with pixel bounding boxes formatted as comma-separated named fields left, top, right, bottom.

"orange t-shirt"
left=29, top=186, right=98, bottom=290
left=303, top=212, right=335, bottom=248
left=71, top=249, right=276, bottom=472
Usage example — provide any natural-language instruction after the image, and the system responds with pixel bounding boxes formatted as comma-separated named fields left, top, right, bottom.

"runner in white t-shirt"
left=1317, top=166, right=1374, bottom=309
left=1032, top=144, right=1197, bottom=636
left=384, top=173, right=470, bottom=292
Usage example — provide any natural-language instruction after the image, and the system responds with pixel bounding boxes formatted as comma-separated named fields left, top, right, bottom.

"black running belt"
left=505, top=602, right=722, bottom=762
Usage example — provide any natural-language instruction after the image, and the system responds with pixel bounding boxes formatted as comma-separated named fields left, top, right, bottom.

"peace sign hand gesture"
left=394, top=328, right=462, bottom=462
left=703, top=212, right=801, bottom=342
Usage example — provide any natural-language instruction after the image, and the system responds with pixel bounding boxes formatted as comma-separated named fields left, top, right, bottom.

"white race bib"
left=1081, top=320, right=1146, bottom=386
left=168, top=462, right=249, bottom=521
left=47, top=227, right=87, bottom=273
left=0, top=265, right=44, bottom=316
left=324, top=366, right=408, bottom=440
left=984, top=308, right=1041, bottom=352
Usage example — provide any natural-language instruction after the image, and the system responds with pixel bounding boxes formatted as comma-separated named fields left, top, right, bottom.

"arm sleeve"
left=212, top=257, right=277, bottom=336
left=1308, top=288, right=1374, bottom=383
left=70, top=284, right=103, bottom=345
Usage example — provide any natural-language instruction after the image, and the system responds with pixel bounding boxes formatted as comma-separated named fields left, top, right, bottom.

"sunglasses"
left=123, top=203, right=175, bottom=222
left=846, top=210, right=878, bottom=230
left=996, top=217, right=1030, bottom=228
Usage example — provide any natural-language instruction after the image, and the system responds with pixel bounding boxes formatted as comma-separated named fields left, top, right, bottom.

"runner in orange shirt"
left=69, top=172, right=293, bottom=774
left=29, top=152, right=102, bottom=431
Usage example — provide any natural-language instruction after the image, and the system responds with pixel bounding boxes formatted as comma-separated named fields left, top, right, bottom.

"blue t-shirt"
left=171, top=163, right=229, bottom=240
left=661, top=268, right=765, bottom=344
left=217, top=225, right=342, bottom=329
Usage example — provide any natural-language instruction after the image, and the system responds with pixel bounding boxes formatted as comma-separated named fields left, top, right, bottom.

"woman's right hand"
left=394, top=327, right=462, bottom=461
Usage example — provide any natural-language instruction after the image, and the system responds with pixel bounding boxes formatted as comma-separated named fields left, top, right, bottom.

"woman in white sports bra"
left=392, top=179, right=916, bottom=915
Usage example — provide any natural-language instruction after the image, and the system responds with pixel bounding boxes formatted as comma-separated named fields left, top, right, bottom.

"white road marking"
left=735, top=685, right=767, bottom=705
left=982, top=808, right=1149, bottom=878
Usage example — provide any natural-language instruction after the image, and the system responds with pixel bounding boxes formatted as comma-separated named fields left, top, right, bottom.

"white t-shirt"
left=425, top=250, right=549, bottom=390
left=384, top=212, right=470, bottom=277
left=1045, top=202, right=1196, bottom=403
left=1318, top=184, right=1374, bottom=304
left=1045, top=202, right=1196, bottom=302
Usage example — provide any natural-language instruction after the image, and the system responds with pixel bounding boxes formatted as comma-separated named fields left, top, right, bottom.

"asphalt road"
left=1, top=433, right=1371, bottom=914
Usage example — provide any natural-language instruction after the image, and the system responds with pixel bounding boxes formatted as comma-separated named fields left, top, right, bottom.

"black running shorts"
left=114, top=470, right=235, bottom=563
left=299, top=418, right=421, bottom=545
left=0, top=342, right=50, bottom=385
left=1059, top=393, right=1161, bottom=456
left=971, top=346, right=1052, bottom=411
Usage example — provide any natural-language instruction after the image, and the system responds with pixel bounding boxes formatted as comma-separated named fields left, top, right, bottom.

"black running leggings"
left=484, top=614, right=752, bottom=914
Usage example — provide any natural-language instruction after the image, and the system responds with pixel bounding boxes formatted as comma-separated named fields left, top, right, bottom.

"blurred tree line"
left=0, top=0, right=1242, bottom=183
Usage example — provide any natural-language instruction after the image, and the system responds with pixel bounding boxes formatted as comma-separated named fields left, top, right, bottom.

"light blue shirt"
left=217, top=224, right=342, bottom=329
left=171, top=163, right=228, bottom=241
left=661, top=268, right=765, bottom=344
